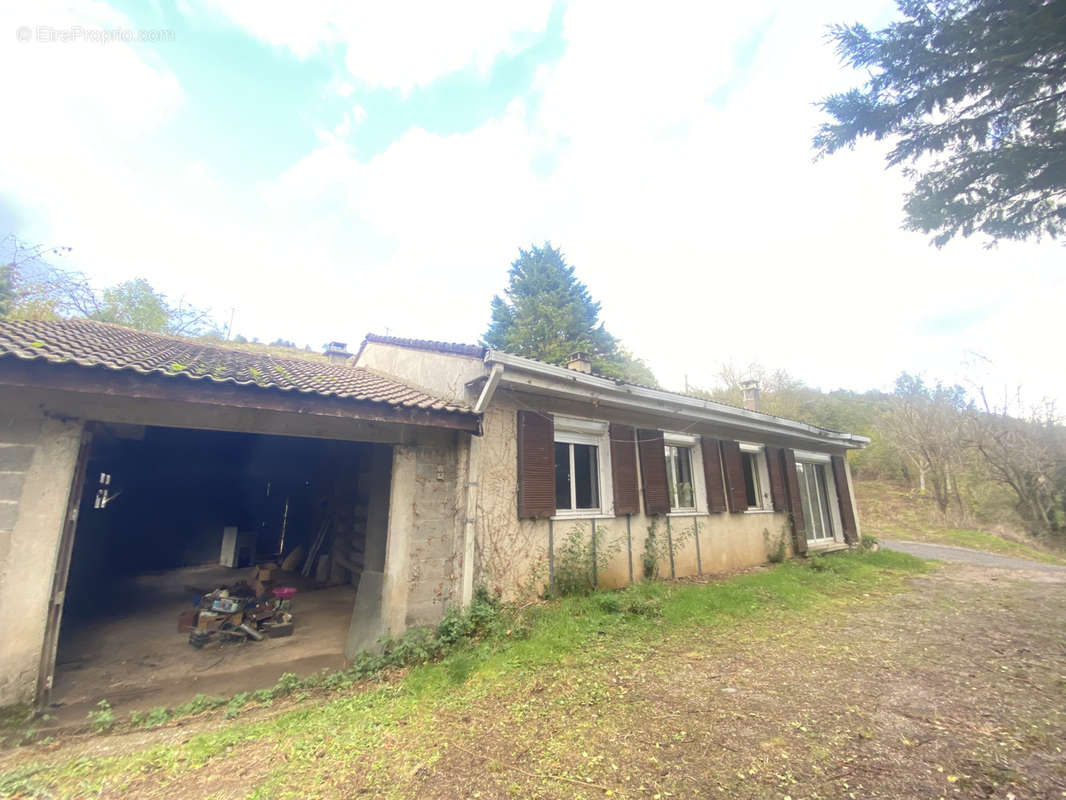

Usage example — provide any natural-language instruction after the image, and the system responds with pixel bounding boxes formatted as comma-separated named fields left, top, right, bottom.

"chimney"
left=741, top=379, right=760, bottom=412
left=566, top=352, right=592, bottom=374
left=324, top=341, right=351, bottom=365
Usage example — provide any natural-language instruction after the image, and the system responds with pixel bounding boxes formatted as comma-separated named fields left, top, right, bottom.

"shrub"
left=642, top=520, right=661, bottom=580
left=764, top=526, right=788, bottom=563
left=554, top=526, right=617, bottom=596
left=641, top=518, right=694, bottom=579
left=272, top=673, right=301, bottom=698
left=86, top=700, right=115, bottom=733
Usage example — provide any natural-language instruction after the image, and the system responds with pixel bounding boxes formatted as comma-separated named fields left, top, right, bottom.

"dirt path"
left=385, top=564, right=1066, bottom=799
left=881, top=538, right=1066, bottom=571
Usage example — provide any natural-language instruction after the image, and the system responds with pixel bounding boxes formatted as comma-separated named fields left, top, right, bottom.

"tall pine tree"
left=815, top=0, right=1066, bottom=245
left=482, top=243, right=657, bottom=385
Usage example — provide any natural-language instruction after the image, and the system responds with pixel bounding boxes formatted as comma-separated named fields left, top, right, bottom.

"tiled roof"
left=361, top=333, right=487, bottom=358
left=0, top=319, right=473, bottom=414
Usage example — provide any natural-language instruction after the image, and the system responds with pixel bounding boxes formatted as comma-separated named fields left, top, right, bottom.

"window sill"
left=550, top=512, right=614, bottom=521
left=743, top=508, right=777, bottom=515
left=667, top=510, right=702, bottom=518
left=806, top=540, right=847, bottom=553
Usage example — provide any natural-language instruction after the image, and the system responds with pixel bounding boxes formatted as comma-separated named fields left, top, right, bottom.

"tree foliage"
left=696, top=363, right=1066, bottom=538
left=2, top=236, right=217, bottom=336
left=968, top=389, right=1066, bottom=534
left=815, top=0, right=1066, bottom=245
left=482, top=243, right=658, bottom=385
left=0, top=263, right=12, bottom=318
left=882, top=373, right=972, bottom=513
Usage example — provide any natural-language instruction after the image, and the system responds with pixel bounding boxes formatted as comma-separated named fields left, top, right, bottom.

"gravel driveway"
left=881, top=538, right=1066, bottom=571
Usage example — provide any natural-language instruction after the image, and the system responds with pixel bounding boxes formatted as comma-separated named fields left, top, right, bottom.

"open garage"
left=51, top=424, right=389, bottom=713
left=0, top=319, right=480, bottom=713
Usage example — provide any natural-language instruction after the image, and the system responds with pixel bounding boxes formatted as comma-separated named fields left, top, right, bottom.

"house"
left=0, top=319, right=866, bottom=709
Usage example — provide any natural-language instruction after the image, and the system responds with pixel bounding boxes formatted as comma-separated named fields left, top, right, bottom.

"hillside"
left=855, top=479, right=1066, bottom=565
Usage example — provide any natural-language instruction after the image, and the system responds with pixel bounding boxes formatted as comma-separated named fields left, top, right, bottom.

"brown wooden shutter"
left=831, top=455, right=859, bottom=544
left=637, top=429, right=669, bottom=515
left=700, top=437, right=728, bottom=513
left=764, top=445, right=788, bottom=512
left=517, top=410, right=555, bottom=519
left=610, top=423, right=640, bottom=516
left=782, top=448, right=807, bottom=554
left=720, top=440, right=748, bottom=512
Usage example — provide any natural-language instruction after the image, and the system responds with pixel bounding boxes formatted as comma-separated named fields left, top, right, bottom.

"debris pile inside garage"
left=179, top=563, right=296, bottom=649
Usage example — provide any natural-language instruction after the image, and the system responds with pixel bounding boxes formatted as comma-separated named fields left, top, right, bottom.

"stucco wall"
left=0, top=393, right=84, bottom=706
left=473, top=394, right=811, bottom=600
left=356, top=342, right=486, bottom=404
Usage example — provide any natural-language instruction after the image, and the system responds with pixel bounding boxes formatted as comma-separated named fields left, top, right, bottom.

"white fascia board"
left=484, top=350, right=870, bottom=448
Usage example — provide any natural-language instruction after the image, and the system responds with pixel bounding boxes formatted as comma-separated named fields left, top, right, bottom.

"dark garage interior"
left=50, top=423, right=390, bottom=712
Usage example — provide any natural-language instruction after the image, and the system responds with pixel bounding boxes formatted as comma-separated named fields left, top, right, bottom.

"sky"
left=2, top=0, right=1062, bottom=406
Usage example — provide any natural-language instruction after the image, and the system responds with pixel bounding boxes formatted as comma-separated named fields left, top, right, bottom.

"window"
left=739, top=444, right=772, bottom=510
left=665, top=444, right=695, bottom=510
left=741, top=452, right=760, bottom=506
left=552, top=417, right=612, bottom=516
left=554, top=441, right=600, bottom=511
left=796, top=460, right=834, bottom=543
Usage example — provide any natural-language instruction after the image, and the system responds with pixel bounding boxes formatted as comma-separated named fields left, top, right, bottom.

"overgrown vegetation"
left=763, top=526, right=788, bottom=563
left=550, top=525, right=620, bottom=596
left=640, top=517, right=696, bottom=580
left=85, top=701, right=114, bottom=734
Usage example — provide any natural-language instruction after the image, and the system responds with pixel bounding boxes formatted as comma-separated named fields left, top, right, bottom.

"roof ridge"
left=361, top=333, right=486, bottom=358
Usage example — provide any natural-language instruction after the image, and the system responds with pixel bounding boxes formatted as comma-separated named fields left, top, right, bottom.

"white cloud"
left=4, top=0, right=1062, bottom=407
left=197, top=0, right=554, bottom=91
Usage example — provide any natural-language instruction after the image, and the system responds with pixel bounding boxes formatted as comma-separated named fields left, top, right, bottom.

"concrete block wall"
left=0, top=394, right=84, bottom=706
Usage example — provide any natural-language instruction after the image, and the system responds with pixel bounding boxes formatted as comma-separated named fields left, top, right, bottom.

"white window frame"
left=552, top=416, right=613, bottom=519
left=738, top=442, right=774, bottom=513
left=663, top=432, right=707, bottom=516
left=793, top=453, right=844, bottom=546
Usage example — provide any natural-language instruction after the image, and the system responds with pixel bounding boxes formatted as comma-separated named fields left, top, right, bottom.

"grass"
left=0, top=551, right=927, bottom=798
left=857, top=479, right=1066, bottom=565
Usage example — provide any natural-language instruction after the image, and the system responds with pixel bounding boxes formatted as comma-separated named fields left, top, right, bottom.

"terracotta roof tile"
left=0, top=319, right=473, bottom=415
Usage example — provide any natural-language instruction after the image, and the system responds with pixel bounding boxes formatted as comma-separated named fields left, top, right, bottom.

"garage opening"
left=50, top=422, right=390, bottom=713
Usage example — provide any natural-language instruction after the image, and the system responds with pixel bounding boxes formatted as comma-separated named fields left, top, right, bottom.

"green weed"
left=86, top=700, right=115, bottom=733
